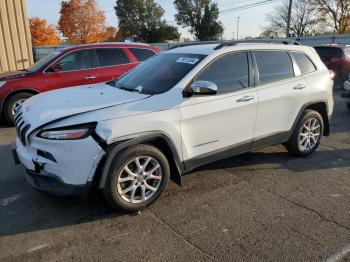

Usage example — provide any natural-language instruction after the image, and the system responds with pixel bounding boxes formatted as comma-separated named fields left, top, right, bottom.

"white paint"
left=27, top=244, right=49, bottom=253
left=1, top=195, right=21, bottom=207
left=325, top=244, right=350, bottom=262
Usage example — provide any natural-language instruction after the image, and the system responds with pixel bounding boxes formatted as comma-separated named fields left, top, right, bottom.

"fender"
left=97, top=132, right=184, bottom=188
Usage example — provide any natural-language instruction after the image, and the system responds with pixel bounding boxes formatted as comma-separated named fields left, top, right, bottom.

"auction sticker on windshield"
left=176, top=57, right=200, bottom=65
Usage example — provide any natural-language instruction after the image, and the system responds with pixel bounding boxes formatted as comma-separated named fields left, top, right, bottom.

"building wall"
left=0, top=0, right=33, bottom=73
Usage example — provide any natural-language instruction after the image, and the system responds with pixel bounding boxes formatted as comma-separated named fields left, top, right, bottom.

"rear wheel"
left=102, top=144, right=170, bottom=212
left=285, top=110, right=323, bottom=157
left=3, top=92, right=33, bottom=126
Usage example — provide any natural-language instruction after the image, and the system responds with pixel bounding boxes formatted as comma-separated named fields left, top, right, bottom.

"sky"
left=27, top=0, right=277, bottom=40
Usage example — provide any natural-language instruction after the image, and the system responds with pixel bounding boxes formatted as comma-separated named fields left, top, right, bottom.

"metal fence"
left=32, top=34, right=350, bottom=62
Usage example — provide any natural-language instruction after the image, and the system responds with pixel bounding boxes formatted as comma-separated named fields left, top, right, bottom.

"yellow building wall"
left=0, top=0, right=33, bottom=72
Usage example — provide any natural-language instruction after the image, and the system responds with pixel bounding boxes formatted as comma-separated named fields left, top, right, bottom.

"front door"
left=180, top=52, right=258, bottom=168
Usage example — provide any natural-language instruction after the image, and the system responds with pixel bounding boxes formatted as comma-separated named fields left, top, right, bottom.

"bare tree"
left=265, top=0, right=318, bottom=37
left=313, top=0, right=350, bottom=33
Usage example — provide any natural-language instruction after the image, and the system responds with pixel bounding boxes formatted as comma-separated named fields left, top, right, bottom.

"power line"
left=220, top=0, right=281, bottom=13
left=219, top=0, right=261, bottom=8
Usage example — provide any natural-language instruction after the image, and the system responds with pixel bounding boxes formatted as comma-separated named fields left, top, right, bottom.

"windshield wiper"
left=118, top=86, right=141, bottom=93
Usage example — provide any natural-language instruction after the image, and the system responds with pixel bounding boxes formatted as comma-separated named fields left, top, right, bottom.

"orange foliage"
left=29, top=17, right=60, bottom=46
left=58, top=0, right=109, bottom=44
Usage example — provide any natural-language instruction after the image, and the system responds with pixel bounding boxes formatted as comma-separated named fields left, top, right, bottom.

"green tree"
left=115, top=0, right=180, bottom=42
left=174, top=0, right=224, bottom=41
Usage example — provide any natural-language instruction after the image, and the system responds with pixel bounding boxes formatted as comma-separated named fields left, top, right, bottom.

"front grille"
left=15, top=105, right=31, bottom=146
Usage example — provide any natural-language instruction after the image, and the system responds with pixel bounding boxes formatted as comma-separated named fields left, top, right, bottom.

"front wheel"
left=284, top=110, right=324, bottom=157
left=3, top=92, right=33, bottom=126
left=102, top=144, right=170, bottom=212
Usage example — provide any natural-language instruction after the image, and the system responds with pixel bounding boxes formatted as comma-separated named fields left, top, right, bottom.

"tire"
left=347, top=102, right=350, bottom=111
left=284, top=110, right=324, bottom=157
left=3, top=92, right=33, bottom=126
left=102, top=144, right=170, bottom=212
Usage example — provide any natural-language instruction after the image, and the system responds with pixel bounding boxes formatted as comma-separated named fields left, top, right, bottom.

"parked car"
left=341, top=79, right=350, bottom=111
left=13, top=40, right=334, bottom=211
left=0, top=42, right=160, bottom=125
left=314, top=44, right=350, bottom=86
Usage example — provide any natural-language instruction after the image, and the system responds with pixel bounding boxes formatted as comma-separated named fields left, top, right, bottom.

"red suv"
left=0, top=43, right=159, bottom=125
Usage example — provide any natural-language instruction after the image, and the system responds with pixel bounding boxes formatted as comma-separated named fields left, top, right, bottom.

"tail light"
left=329, top=70, right=336, bottom=80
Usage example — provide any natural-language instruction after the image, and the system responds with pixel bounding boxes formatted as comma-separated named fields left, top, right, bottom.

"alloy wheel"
left=298, top=118, right=321, bottom=151
left=11, top=99, right=26, bottom=117
left=117, top=156, right=162, bottom=204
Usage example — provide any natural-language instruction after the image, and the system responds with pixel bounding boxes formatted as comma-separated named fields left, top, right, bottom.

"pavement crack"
left=146, top=210, right=213, bottom=260
left=262, top=186, right=350, bottom=232
left=232, top=175, right=350, bottom=232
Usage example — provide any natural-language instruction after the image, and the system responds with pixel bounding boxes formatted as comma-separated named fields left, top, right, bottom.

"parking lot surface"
left=0, top=90, right=349, bottom=262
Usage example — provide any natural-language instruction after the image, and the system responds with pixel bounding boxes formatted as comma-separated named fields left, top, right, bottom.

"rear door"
left=252, top=50, right=309, bottom=146
left=92, top=48, right=136, bottom=82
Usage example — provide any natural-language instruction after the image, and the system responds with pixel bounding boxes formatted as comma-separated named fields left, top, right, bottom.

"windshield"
left=27, top=51, right=62, bottom=72
left=113, top=53, right=206, bottom=95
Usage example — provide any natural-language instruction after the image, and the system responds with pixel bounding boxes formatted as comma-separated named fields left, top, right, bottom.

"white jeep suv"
left=13, top=40, right=334, bottom=211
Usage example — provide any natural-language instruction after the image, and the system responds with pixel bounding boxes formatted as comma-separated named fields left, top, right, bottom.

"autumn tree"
left=312, top=0, right=350, bottom=34
left=115, top=0, right=180, bottom=42
left=29, top=17, right=60, bottom=46
left=265, top=0, right=319, bottom=37
left=174, top=0, right=224, bottom=41
left=58, top=0, right=107, bottom=44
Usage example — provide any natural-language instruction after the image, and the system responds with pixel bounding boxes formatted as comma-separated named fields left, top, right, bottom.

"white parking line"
left=27, top=244, right=49, bottom=253
left=325, top=244, right=350, bottom=262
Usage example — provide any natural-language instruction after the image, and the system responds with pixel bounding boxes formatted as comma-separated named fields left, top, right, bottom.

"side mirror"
left=47, top=63, right=63, bottom=73
left=190, top=81, right=218, bottom=96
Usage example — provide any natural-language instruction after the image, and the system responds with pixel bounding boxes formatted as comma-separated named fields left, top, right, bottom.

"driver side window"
left=52, top=49, right=93, bottom=72
left=196, top=52, right=250, bottom=94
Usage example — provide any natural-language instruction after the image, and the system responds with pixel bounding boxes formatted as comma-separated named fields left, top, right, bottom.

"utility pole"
left=236, top=16, right=240, bottom=40
left=286, top=0, right=293, bottom=37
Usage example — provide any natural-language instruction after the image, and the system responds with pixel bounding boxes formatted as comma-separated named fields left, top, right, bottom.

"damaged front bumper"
left=13, top=135, right=105, bottom=197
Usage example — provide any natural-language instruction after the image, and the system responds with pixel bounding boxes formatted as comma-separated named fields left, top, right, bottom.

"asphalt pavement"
left=0, top=90, right=349, bottom=262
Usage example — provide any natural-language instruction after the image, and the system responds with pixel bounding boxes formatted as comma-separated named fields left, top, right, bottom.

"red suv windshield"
left=27, top=51, right=63, bottom=72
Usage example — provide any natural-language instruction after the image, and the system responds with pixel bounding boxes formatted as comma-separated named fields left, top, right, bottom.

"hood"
left=21, top=82, right=150, bottom=130
left=0, top=70, right=30, bottom=80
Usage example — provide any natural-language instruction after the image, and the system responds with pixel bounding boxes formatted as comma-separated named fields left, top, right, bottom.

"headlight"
left=38, top=123, right=96, bottom=140
left=0, top=81, right=7, bottom=88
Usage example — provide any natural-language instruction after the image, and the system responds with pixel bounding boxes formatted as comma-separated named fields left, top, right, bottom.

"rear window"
left=95, top=48, right=129, bottom=67
left=129, top=48, right=156, bottom=61
left=292, top=52, right=317, bottom=75
left=314, top=47, right=344, bottom=58
left=254, top=51, right=294, bottom=85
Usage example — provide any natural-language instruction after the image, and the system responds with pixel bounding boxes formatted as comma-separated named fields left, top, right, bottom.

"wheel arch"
left=1, top=88, right=39, bottom=115
left=305, top=102, right=330, bottom=136
left=96, top=132, right=184, bottom=189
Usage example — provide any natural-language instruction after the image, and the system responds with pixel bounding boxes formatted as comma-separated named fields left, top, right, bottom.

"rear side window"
left=254, top=51, right=294, bottom=85
left=196, top=52, right=249, bottom=93
left=292, top=52, right=316, bottom=75
left=129, top=48, right=156, bottom=61
left=314, top=47, right=344, bottom=58
left=95, top=48, right=129, bottom=67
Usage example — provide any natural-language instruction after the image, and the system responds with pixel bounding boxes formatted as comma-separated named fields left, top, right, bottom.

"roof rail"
left=169, top=39, right=301, bottom=50
left=214, top=39, right=301, bottom=50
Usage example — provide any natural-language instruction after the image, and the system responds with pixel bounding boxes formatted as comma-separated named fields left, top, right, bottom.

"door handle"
left=293, top=84, right=307, bottom=90
left=236, top=95, right=254, bottom=102
left=85, top=76, right=96, bottom=80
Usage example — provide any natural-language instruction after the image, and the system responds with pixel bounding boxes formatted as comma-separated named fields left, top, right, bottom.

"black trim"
left=25, top=169, right=90, bottom=197
left=98, top=132, right=183, bottom=188
left=184, top=141, right=252, bottom=172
